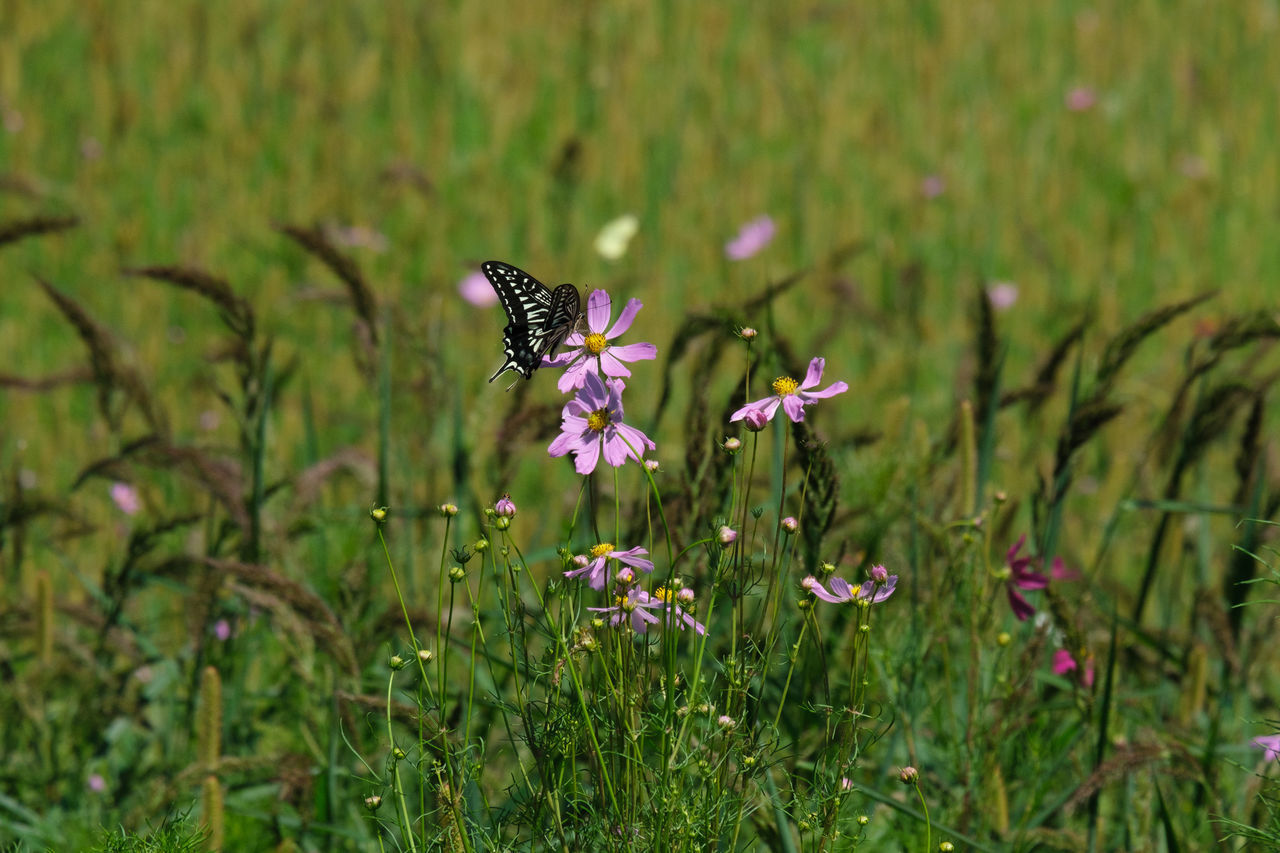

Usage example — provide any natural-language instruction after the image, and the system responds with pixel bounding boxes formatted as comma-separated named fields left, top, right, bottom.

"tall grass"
left=2, top=1, right=1279, bottom=850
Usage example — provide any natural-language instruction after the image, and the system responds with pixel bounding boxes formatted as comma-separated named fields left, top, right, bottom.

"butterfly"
left=483, top=261, right=583, bottom=389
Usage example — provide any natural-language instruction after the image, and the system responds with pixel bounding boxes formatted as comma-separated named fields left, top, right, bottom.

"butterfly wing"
left=532, top=283, right=582, bottom=362
left=483, top=261, right=582, bottom=384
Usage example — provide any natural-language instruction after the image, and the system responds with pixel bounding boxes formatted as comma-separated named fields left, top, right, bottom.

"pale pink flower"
left=544, top=289, right=657, bottom=393
left=564, top=541, right=654, bottom=591
left=725, top=216, right=776, bottom=260
left=730, top=357, right=848, bottom=425
left=548, top=372, right=655, bottom=474
left=1254, top=734, right=1280, bottom=762
left=458, top=269, right=498, bottom=307
left=987, top=282, right=1018, bottom=311
left=920, top=174, right=946, bottom=199
left=110, top=482, right=140, bottom=516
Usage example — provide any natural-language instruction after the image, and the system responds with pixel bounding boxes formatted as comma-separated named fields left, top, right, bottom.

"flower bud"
left=494, top=495, right=516, bottom=517
left=438, top=503, right=458, bottom=517
left=718, top=526, right=737, bottom=546
left=781, top=516, right=798, bottom=534
left=742, top=409, right=769, bottom=432
left=723, top=437, right=742, bottom=453
left=898, top=766, right=918, bottom=784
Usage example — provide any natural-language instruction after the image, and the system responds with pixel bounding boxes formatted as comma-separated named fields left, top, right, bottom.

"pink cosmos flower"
left=458, top=269, right=498, bottom=307
left=544, top=290, right=657, bottom=393
left=110, top=482, right=140, bottom=516
left=1254, top=734, right=1280, bottom=762
left=920, top=174, right=946, bottom=199
left=87, top=774, right=106, bottom=793
left=589, top=586, right=706, bottom=635
left=564, top=541, right=655, bottom=590
left=803, top=567, right=898, bottom=604
left=548, top=372, right=655, bottom=474
left=725, top=216, right=776, bottom=260
left=1052, top=648, right=1095, bottom=688
left=730, top=357, right=848, bottom=425
left=214, top=619, right=232, bottom=642
left=1003, top=535, right=1048, bottom=621
left=494, top=495, right=517, bottom=517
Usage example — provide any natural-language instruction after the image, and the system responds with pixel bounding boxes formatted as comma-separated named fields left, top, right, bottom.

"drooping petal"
left=601, top=432, right=632, bottom=467
left=613, top=547, right=654, bottom=573
left=557, top=358, right=594, bottom=393
left=782, top=395, right=807, bottom=422
left=568, top=435, right=601, bottom=474
left=730, top=396, right=781, bottom=423
left=586, top=289, right=613, bottom=333
left=806, top=576, right=855, bottom=603
left=1007, top=586, right=1036, bottom=621
left=598, top=352, right=634, bottom=379
left=605, top=298, right=643, bottom=338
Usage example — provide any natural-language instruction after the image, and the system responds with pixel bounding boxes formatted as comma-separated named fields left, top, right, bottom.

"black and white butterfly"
left=483, top=261, right=583, bottom=389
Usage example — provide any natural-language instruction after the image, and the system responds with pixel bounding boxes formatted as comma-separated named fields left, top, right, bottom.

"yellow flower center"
left=653, top=586, right=675, bottom=604
left=590, top=543, right=615, bottom=559
left=584, top=332, right=608, bottom=355
left=772, top=376, right=799, bottom=396
left=587, top=408, right=610, bottom=432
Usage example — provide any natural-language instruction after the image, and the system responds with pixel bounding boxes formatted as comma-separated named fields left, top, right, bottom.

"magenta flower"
left=544, top=289, right=657, bottom=393
left=1003, top=535, right=1049, bottom=621
left=1254, top=734, right=1280, bottom=762
left=725, top=215, right=776, bottom=260
left=564, top=541, right=654, bottom=591
left=110, top=482, right=140, bottom=516
left=589, top=586, right=706, bottom=635
left=548, top=372, right=655, bottom=474
left=1052, top=648, right=1095, bottom=688
left=803, top=568, right=898, bottom=605
left=458, top=269, right=498, bottom=307
left=730, top=357, right=848, bottom=425
left=494, top=495, right=517, bottom=517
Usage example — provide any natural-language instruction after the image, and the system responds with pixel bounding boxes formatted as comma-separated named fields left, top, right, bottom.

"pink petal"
left=599, top=351, right=634, bottom=379
left=557, top=359, right=594, bottom=393
left=1050, top=557, right=1081, bottom=582
left=459, top=270, right=498, bottom=307
left=1014, top=570, right=1049, bottom=591
left=800, top=381, right=848, bottom=402
left=1006, top=535, right=1027, bottom=565
left=1008, top=587, right=1035, bottom=621
left=616, top=423, right=656, bottom=454
left=800, top=357, right=825, bottom=390
left=586, top=289, right=613, bottom=333
left=605, top=298, right=643, bottom=339
left=573, top=437, right=602, bottom=474
left=1052, top=649, right=1077, bottom=676
left=731, top=397, right=780, bottom=423
left=602, top=433, right=631, bottom=467
left=604, top=341, right=657, bottom=364
left=782, top=395, right=806, bottom=422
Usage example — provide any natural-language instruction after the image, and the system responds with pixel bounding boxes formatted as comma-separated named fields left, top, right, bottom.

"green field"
left=3, top=2, right=1279, bottom=850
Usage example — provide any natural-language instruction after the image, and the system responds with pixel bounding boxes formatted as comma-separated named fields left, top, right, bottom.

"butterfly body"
left=483, top=261, right=583, bottom=387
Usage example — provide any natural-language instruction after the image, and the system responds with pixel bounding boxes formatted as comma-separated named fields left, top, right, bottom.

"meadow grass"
left=2, top=1, right=1279, bottom=850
